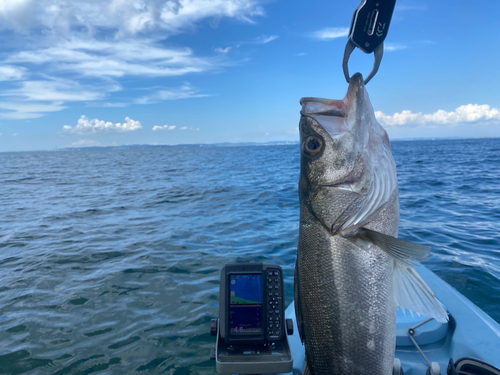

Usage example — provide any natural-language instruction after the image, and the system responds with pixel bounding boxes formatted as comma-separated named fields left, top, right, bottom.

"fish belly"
left=297, top=215, right=396, bottom=375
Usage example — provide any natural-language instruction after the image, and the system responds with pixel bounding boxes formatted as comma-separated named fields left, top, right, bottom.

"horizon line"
left=1, top=136, right=499, bottom=153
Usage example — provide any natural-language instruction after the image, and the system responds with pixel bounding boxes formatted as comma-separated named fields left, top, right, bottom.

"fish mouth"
left=300, top=97, right=347, bottom=117
left=299, top=74, right=365, bottom=137
left=299, top=73, right=364, bottom=117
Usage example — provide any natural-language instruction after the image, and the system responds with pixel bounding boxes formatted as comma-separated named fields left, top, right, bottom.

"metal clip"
left=342, top=0, right=396, bottom=84
left=342, top=39, right=384, bottom=85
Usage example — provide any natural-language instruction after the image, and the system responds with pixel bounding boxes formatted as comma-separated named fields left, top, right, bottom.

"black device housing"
left=219, top=263, right=285, bottom=345
left=349, top=0, right=397, bottom=53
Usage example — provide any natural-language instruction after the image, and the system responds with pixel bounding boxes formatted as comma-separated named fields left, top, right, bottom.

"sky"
left=1, top=0, right=500, bottom=152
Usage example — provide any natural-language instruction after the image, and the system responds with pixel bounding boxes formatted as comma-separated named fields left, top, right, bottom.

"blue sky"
left=1, top=0, right=500, bottom=152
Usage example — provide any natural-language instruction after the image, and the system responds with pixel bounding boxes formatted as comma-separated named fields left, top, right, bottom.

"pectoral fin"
left=294, top=258, right=305, bottom=344
left=358, top=227, right=430, bottom=267
left=358, top=227, right=448, bottom=323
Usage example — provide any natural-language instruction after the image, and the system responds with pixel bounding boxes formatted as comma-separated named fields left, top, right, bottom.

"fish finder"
left=210, top=263, right=293, bottom=374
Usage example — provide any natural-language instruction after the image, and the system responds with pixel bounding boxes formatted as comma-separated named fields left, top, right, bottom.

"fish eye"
left=304, top=136, right=323, bottom=156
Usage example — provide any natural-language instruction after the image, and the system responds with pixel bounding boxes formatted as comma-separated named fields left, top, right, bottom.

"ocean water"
left=1, top=139, right=499, bottom=374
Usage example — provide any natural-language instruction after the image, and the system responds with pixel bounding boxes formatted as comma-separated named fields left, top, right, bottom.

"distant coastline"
left=55, top=136, right=500, bottom=151
left=61, top=140, right=300, bottom=151
left=1, top=137, right=498, bottom=153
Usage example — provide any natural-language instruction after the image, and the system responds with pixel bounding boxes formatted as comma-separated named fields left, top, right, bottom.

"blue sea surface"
left=1, top=139, right=499, bottom=374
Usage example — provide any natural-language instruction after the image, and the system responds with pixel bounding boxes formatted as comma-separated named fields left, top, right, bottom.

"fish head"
left=299, top=73, right=397, bottom=234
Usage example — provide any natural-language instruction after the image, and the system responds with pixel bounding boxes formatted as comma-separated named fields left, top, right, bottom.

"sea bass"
left=294, top=73, right=447, bottom=375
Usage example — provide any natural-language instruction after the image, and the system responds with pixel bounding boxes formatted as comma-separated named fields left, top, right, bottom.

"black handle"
left=348, top=0, right=397, bottom=54
left=286, top=318, right=293, bottom=336
left=210, top=319, right=218, bottom=337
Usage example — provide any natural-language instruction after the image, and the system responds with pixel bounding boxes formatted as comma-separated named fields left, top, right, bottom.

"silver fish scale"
left=297, top=205, right=396, bottom=375
left=296, top=75, right=402, bottom=374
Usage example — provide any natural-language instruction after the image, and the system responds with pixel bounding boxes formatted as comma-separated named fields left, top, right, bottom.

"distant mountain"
left=60, top=140, right=300, bottom=151
left=34, top=137, right=500, bottom=153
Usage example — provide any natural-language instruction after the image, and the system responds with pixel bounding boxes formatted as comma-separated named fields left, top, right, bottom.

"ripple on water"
left=0, top=141, right=499, bottom=372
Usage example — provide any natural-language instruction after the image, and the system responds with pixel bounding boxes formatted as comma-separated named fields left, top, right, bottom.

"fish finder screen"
left=229, top=274, right=263, bottom=335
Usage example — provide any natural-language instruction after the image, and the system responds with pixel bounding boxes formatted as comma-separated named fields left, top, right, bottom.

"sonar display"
left=230, top=274, right=262, bottom=305
left=229, top=274, right=263, bottom=334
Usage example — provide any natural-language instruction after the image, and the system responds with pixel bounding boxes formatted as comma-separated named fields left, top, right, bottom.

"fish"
left=294, top=73, right=448, bottom=375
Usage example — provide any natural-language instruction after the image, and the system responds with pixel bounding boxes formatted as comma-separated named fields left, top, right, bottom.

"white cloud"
left=0, top=65, right=26, bottom=81
left=0, top=39, right=212, bottom=118
left=0, top=79, right=111, bottom=119
left=296, top=52, right=306, bottom=57
left=4, top=79, right=105, bottom=102
left=70, top=139, right=101, bottom=147
left=0, top=101, right=66, bottom=119
left=0, top=0, right=33, bottom=32
left=152, top=125, right=176, bottom=131
left=251, top=35, right=278, bottom=44
left=311, top=27, right=349, bottom=40
left=7, top=39, right=216, bottom=78
left=63, top=115, right=143, bottom=134
left=215, top=47, right=231, bottom=53
left=385, top=43, right=407, bottom=52
left=212, top=34, right=277, bottom=54
left=12, top=133, right=18, bottom=136
left=0, top=0, right=264, bottom=36
left=396, top=4, right=427, bottom=11
left=234, top=34, right=279, bottom=46
left=375, top=104, right=500, bottom=127
left=136, top=84, right=209, bottom=104
left=88, top=102, right=128, bottom=108
left=179, top=126, right=200, bottom=131
left=0, top=1, right=266, bottom=119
